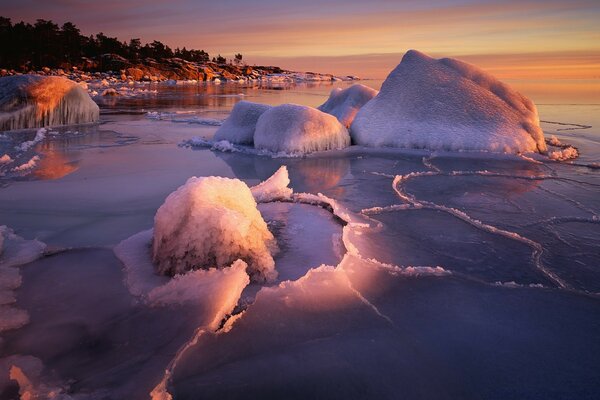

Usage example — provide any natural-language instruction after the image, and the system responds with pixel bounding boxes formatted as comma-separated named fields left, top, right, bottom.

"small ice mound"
left=318, top=84, right=378, bottom=128
left=254, top=104, right=351, bottom=154
left=250, top=166, right=293, bottom=203
left=351, top=50, right=546, bottom=154
left=214, top=101, right=271, bottom=144
left=152, top=176, right=278, bottom=282
left=549, top=146, right=579, bottom=161
left=0, top=75, right=99, bottom=131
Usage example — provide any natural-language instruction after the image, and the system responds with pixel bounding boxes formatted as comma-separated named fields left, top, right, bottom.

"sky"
left=1, top=0, right=599, bottom=81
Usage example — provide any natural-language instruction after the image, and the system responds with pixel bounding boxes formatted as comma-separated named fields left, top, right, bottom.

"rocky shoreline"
left=0, top=53, right=359, bottom=85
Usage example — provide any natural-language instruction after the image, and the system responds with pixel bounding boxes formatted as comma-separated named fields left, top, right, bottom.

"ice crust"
left=152, top=176, right=278, bottom=282
left=254, top=104, right=351, bottom=154
left=351, top=50, right=547, bottom=154
left=0, top=75, right=99, bottom=131
left=214, top=101, right=271, bottom=144
left=318, top=84, right=378, bottom=128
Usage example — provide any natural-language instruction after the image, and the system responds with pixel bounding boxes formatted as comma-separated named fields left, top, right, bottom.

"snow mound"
left=318, top=84, right=378, bottom=128
left=351, top=50, right=547, bottom=154
left=214, top=101, right=271, bottom=144
left=254, top=104, right=351, bottom=154
left=152, top=176, right=278, bottom=282
left=0, top=75, right=99, bottom=131
left=250, top=166, right=293, bottom=202
left=549, top=146, right=579, bottom=161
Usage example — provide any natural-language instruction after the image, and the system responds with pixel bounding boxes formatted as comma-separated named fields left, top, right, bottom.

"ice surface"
left=318, top=84, right=378, bottom=128
left=254, top=104, right=351, bottom=154
left=152, top=175, right=278, bottom=282
left=0, top=75, right=99, bottom=131
left=214, top=101, right=271, bottom=144
left=351, top=50, right=547, bottom=153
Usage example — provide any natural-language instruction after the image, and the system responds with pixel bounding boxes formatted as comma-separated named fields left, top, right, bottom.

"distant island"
left=0, top=17, right=358, bottom=83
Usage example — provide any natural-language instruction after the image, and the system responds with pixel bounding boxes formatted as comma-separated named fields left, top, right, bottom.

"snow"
left=0, top=154, right=11, bottom=165
left=250, top=165, right=293, bottom=202
left=318, top=84, right=378, bottom=128
left=254, top=104, right=351, bottom=154
left=14, top=128, right=45, bottom=152
left=0, top=75, right=99, bottom=131
left=152, top=176, right=278, bottom=282
left=213, top=101, right=271, bottom=144
left=12, top=155, right=40, bottom=172
left=549, top=146, right=579, bottom=161
left=351, top=50, right=547, bottom=154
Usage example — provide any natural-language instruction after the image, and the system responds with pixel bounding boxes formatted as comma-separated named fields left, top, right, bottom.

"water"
left=0, top=81, right=599, bottom=399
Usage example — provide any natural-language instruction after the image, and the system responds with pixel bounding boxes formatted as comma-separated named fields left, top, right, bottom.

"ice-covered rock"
left=0, top=75, right=99, bottom=131
left=254, top=104, right=350, bottom=154
left=318, top=84, right=378, bottom=128
left=214, top=101, right=271, bottom=144
left=152, top=176, right=278, bottom=282
left=351, top=50, right=547, bottom=154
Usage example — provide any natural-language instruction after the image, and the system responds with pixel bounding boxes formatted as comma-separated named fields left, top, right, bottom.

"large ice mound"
left=318, top=84, right=378, bottom=128
left=214, top=101, right=271, bottom=144
left=0, top=75, right=99, bottom=131
left=254, top=104, right=351, bottom=154
left=152, top=176, right=278, bottom=282
left=351, top=50, right=547, bottom=154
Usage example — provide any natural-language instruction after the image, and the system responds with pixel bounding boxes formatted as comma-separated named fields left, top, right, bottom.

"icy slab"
left=0, top=75, right=99, bottom=131
left=351, top=50, right=547, bottom=154
left=318, top=84, right=378, bottom=128
left=254, top=104, right=351, bottom=154
left=0, top=226, right=46, bottom=333
left=214, top=101, right=271, bottom=144
left=152, top=176, right=278, bottom=282
left=250, top=165, right=293, bottom=202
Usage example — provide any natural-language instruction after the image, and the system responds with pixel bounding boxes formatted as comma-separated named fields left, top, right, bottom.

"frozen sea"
left=0, top=80, right=599, bottom=399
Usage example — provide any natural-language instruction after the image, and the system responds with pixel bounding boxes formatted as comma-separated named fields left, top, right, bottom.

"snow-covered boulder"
left=318, top=84, right=378, bottom=128
left=0, top=75, right=99, bottom=131
left=351, top=50, right=547, bottom=154
left=214, top=101, right=271, bottom=144
left=152, top=176, right=278, bottom=282
left=254, top=104, right=350, bottom=154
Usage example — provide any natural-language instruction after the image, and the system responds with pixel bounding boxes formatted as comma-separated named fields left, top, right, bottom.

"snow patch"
left=250, top=166, right=293, bottom=203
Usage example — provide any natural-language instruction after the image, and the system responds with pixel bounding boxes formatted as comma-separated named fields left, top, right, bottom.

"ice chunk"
left=254, top=104, right=351, bottom=154
left=152, top=176, right=278, bottom=282
left=0, top=75, right=99, bottom=131
left=250, top=165, right=293, bottom=202
left=548, top=146, right=579, bottom=161
left=318, top=84, right=378, bottom=128
left=214, top=101, right=271, bottom=144
left=351, top=50, right=547, bottom=154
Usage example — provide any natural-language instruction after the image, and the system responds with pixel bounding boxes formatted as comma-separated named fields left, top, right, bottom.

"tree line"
left=0, top=17, right=240, bottom=70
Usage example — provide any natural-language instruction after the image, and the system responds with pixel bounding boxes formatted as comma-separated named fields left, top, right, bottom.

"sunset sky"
left=2, top=0, right=599, bottom=81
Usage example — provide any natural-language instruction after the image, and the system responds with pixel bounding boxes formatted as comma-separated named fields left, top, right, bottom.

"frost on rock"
left=318, top=84, right=378, bottom=128
left=0, top=75, right=99, bottom=131
left=250, top=166, right=293, bottom=203
left=152, top=176, right=278, bottom=282
left=351, top=50, right=547, bottom=154
left=214, top=101, right=271, bottom=144
left=254, top=104, right=351, bottom=154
